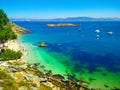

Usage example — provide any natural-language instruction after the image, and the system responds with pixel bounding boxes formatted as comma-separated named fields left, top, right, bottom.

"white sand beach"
left=4, top=40, right=21, bottom=51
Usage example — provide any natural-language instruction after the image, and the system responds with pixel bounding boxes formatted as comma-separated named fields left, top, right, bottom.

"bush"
left=0, top=49, right=22, bottom=61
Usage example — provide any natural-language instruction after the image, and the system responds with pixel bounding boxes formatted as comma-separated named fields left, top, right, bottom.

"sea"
left=14, top=21, right=120, bottom=89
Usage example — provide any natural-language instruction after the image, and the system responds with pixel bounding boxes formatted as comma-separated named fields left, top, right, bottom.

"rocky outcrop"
left=38, top=42, right=47, bottom=47
left=7, top=22, right=31, bottom=34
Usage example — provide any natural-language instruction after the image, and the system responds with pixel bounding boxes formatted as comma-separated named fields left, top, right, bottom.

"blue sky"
left=0, top=0, right=120, bottom=19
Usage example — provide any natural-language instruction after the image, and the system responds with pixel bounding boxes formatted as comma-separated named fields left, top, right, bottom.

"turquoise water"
left=16, top=21, right=120, bottom=89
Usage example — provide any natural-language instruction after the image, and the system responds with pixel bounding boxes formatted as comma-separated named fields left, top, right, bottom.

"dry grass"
left=39, top=83, right=52, bottom=90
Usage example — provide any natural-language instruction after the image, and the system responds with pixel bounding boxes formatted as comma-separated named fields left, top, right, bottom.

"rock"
left=38, top=42, right=47, bottom=47
left=53, top=74, right=65, bottom=80
left=104, top=84, right=109, bottom=88
left=0, top=87, right=3, bottom=90
left=32, top=79, right=40, bottom=87
left=15, top=72, right=24, bottom=80
left=43, top=82, right=54, bottom=88
left=40, top=78, right=47, bottom=82
left=7, top=65, right=23, bottom=72
left=81, top=84, right=89, bottom=89
left=79, top=87, right=85, bottom=90
left=52, top=87, right=60, bottom=90
left=0, top=80, right=4, bottom=83
left=24, top=75, right=33, bottom=81
left=19, top=86, right=27, bottom=90
left=77, top=78, right=89, bottom=84
left=89, top=78, right=96, bottom=81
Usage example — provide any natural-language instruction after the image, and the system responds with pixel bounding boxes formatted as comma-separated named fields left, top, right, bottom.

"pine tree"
left=0, top=9, right=9, bottom=30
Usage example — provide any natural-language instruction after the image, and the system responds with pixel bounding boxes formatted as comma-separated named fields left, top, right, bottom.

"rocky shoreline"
left=7, top=22, right=31, bottom=34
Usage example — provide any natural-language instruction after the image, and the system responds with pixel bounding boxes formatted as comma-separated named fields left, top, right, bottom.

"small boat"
left=107, top=32, right=113, bottom=35
left=95, top=29, right=100, bottom=33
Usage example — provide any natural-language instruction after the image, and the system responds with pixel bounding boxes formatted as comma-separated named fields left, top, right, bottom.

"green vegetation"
left=0, top=70, right=14, bottom=80
left=0, top=27, right=17, bottom=41
left=0, top=49, right=22, bottom=61
left=0, top=9, right=17, bottom=42
left=0, top=70, right=32, bottom=90
left=0, top=9, right=21, bottom=61
left=0, top=70, right=18, bottom=90
left=3, top=79, right=18, bottom=90
left=0, top=9, right=9, bottom=29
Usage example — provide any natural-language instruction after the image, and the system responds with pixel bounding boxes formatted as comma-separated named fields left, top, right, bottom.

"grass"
left=0, top=70, right=32, bottom=90
left=39, top=83, right=52, bottom=90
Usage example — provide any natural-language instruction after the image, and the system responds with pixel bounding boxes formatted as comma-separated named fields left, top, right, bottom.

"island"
left=47, top=23, right=78, bottom=27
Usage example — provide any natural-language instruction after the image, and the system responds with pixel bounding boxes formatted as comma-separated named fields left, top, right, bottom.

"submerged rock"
left=104, top=84, right=109, bottom=88
left=53, top=74, right=65, bottom=80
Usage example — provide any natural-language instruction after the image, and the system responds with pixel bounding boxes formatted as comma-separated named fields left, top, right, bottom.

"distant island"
left=47, top=23, right=77, bottom=27
left=11, top=17, right=120, bottom=21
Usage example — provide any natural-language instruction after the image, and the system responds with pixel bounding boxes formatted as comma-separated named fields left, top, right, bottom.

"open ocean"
left=14, top=21, right=120, bottom=89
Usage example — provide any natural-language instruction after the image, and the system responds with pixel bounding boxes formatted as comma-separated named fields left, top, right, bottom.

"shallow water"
left=16, top=21, right=120, bottom=89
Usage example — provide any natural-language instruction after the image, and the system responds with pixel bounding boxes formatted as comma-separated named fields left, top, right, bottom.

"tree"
left=0, top=9, right=9, bottom=30
left=0, top=27, right=17, bottom=42
left=0, top=9, right=17, bottom=42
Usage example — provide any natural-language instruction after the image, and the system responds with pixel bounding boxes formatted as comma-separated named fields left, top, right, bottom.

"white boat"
left=95, top=29, right=100, bottom=33
left=107, top=32, right=113, bottom=35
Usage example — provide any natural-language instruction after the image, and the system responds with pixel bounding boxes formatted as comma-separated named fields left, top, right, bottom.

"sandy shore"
left=4, top=40, right=21, bottom=51
left=3, top=40, right=28, bottom=61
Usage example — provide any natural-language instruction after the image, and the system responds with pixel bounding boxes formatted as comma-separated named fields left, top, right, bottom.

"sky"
left=0, top=0, right=120, bottom=19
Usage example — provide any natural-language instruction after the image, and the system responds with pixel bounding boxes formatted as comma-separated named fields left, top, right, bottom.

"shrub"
left=0, top=49, right=22, bottom=61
